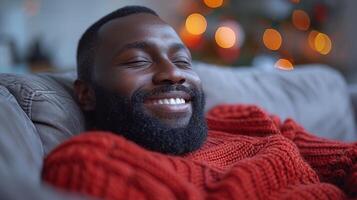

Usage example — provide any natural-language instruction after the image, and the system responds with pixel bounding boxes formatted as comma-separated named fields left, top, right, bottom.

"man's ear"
left=74, top=79, right=96, bottom=111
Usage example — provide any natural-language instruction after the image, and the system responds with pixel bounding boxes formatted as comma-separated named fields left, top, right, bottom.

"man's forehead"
left=97, top=13, right=185, bottom=53
left=98, top=13, right=177, bottom=40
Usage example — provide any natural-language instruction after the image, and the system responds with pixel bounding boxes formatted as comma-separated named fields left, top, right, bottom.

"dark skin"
left=75, top=13, right=203, bottom=128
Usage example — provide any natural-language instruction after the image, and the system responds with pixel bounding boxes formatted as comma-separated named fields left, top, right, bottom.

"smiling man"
left=42, top=6, right=357, bottom=200
left=74, top=6, right=207, bottom=155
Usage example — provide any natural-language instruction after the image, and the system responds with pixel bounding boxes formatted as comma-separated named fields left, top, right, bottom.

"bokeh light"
left=203, top=0, right=224, bottom=8
left=292, top=10, right=310, bottom=31
left=308, top=31, right=332, bottom=55
left=219, top=20, right=245, bottom=47
left=215, top=26, right=236, bottom=48
left=185, top=13, right=207, bottom=35
left=263, top=29, right=282, bottom=51
left=314, top=33, right=332, bottom=55
left=291, top=0, right=300, bottom=4
left=274, top=59, right=294, bottom=70
left=308, top=30, right=319, bottom=49
left=179, top=25, right=203, bottom=49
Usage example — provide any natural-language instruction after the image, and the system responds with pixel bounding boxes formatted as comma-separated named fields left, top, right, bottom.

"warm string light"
left=182, top=0, right=331, bottom=69
left=185, top=13, right=207, bottom=35
left=308, top=30, right=332, bottom=55
left=179, top=25, right=203, bottom=49
left=314, top=33, right=332, bottom=55
left=263, top=29, right=282, bottom=51
left=203, top=0, right=224, bottom=8
left=292, top=10, right=311, bottom=31
left=275, top=59, right=294, bottom=70
left=214, top=21, right=243, bottom=63
left=215, top=26, right=236, bottom=48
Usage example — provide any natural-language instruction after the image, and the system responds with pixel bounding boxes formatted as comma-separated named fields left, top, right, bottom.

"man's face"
left=82, top=13, right=207, bottom=155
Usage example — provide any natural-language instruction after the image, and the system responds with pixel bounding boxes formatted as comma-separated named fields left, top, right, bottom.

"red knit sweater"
left=42, top=105, right=357, bottom=200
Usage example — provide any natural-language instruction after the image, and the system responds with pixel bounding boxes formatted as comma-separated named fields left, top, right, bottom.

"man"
left=42, top=6, right=357, bottom=200
left=73, top=5, right=207, bottom=155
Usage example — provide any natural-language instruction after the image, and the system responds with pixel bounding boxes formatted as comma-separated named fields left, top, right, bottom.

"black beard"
left=89, top=84, right=208, bottom=155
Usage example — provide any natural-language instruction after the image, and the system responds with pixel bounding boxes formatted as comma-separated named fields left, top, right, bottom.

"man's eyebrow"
left=112, top=41, right=191, bottom=58
left=113, top=41, right=150, bottom=56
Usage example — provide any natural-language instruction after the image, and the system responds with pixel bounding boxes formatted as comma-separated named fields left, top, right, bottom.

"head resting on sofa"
left=74, top=5, right=208, bottom=155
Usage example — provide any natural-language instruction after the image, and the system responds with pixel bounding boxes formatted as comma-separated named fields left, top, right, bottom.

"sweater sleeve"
left=277, top=117, right=357, bottom=197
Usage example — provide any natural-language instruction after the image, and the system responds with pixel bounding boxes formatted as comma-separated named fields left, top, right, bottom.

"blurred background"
left=1, top=0, right=357, bottom=82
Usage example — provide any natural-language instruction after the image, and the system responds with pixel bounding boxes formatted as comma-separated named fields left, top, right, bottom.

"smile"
left=148, top=98, right=186, bottom=105
left=143, top=91, right=193, bottom=118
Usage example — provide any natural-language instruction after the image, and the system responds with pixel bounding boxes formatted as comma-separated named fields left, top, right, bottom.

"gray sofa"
left=0, top=62, right=356, bottom=199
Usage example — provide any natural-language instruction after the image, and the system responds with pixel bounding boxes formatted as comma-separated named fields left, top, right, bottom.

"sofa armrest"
left=0, top=86, right=87, bottom=200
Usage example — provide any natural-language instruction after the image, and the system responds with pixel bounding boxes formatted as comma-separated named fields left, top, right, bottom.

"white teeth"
left=154, top=98, right=186, bottom=105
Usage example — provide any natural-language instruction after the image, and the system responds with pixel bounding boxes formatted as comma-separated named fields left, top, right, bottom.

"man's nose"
left=152, top=60, right=186, bottom=85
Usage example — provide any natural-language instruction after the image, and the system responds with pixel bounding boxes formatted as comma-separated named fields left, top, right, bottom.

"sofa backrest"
left=0, top=62, right=355, bottom=156
left=194, top=62, right=356, bottom=141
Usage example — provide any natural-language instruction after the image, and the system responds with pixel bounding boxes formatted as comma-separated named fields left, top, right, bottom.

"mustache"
left=92, top=83, right=201, bottom=107
left=138, top=85, right=196, bottom=100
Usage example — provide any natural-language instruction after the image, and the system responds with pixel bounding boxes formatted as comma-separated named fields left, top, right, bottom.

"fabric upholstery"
left=0, top=85, right=42, bottom=175
left=0, top=86, right=86, bottom=200
left=0, top=62, right=356, bottom=199
left=0, top=62, right=355, bottom=157
left=194, top=63, right=357, bottom=141
left=0, top=73, right=85, bottom=155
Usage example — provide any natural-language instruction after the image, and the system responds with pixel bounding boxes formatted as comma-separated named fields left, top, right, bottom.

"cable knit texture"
left=42, top=105, right=357, bottom=200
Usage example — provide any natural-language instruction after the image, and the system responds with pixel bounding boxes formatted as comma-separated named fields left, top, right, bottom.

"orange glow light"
left=215, top=26, right=236, bottom=48
left=292, top=10, right=310, bottom=31
left=203, top=0, right=224, bottom=8
left=263, top=29, right=282, bottom=51
left=290, top=0, right=300, bottom=4
left=179, top=25, right=203, bottom=49
left=275, top=59, right=294, bottom=71
left=185, top=13, right=207, bottom=35
left=314, top=33, right=332, bottom=55
left=308, top=31, right=332, bottom=55
left=308, top=30, right=319, bottom=50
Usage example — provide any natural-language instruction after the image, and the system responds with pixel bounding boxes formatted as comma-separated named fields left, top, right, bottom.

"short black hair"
left=76, top=6, right=158, bottom=82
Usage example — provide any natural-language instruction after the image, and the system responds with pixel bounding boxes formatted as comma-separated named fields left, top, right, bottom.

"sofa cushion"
left=0, top=61, right=355, bottom=157
left=0, top=73, right=85, bottom=155
left=194, top=62, right=356, bottom=141
left=0, top=85, right=43, bottom=175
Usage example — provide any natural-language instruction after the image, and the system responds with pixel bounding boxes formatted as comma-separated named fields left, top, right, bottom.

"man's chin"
left=93, top=84, right=207, bottom=155
left=153, top=117, right=191, bottom=129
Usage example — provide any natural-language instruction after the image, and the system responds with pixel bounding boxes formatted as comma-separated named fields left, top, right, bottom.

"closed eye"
left=173, top=60, right=192, bottom=68
left=122, top=60, right=152, bottom=68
